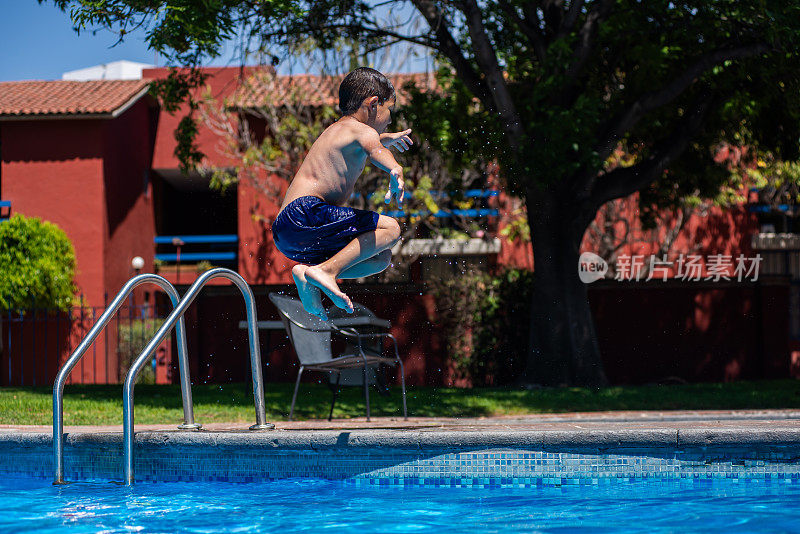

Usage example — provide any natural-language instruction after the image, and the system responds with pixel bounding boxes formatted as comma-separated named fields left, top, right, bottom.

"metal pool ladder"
left=53, top=273, right=200, bottom=485
left=122, top=268, right=274, bottom=485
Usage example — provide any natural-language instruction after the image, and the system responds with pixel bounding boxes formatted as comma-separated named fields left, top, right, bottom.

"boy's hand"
left=380, top=129, right=413, bottom=152
left=385, top=166, right=405, bottom=206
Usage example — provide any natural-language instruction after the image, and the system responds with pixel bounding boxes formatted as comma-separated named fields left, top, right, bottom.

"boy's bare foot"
left=291, top=264, right=327, bottom=320
left=305, top=265, right=354, bottom=313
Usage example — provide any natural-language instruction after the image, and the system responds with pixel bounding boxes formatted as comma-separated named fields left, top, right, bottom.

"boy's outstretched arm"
left=380, top=129, right=413, bottom=152
left=358, top=128, right=405, bottom=205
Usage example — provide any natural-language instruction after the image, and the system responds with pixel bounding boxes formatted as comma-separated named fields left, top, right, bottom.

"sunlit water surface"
left=1, top=476, right=799, bottom=533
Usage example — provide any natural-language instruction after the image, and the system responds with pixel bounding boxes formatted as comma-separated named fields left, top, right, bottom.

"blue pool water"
left=1, top=476, right=799, bottom=533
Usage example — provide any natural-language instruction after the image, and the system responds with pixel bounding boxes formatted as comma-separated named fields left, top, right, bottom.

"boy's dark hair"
left=338, top=67, right=395, bottom=115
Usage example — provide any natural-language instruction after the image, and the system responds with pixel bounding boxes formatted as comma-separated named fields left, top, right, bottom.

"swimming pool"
left=2, top=475, right=799, bottom=533
left=3, top=426, right=800, bottom=531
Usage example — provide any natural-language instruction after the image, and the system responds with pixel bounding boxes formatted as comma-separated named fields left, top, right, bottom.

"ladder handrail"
left=53, top=273, right=199, bottom=485
left=122, top=268, right=275, bottom=485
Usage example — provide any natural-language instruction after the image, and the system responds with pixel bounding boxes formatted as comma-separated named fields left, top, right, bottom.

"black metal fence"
left=1, top=295, right=174, bottom=386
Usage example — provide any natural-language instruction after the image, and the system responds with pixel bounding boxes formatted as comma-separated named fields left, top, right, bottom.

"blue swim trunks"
left=272, top=195, right=381, bottom=265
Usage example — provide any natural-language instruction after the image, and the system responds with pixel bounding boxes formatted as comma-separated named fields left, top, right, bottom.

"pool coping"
left=4, top=408, right=800, bottom=450
left=3, top=427, right=800, bottom=450
left=4, top=411, right=800, bottom=484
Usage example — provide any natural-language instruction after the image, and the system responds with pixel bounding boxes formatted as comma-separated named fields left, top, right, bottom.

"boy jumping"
left=271, top=67, right=412, bottom=320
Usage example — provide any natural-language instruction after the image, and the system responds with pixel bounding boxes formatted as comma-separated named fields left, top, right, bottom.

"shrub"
left=195, top=260, right=214, bottom=273
left=0, top=214, right=76, bottom=310
left=117, top=319, right=164, bottom=384
left=431, top=267, right=532, bottom=386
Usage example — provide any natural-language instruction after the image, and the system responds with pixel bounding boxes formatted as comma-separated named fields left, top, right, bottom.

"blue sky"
left=0, top=0, right=431, bottom=82
left=0, top=0, right=237, bottom=81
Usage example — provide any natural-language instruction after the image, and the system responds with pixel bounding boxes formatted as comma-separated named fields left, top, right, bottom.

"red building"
left=0, top=66, right=795, bottom=387
left=0, top=79, right=157, bottom=307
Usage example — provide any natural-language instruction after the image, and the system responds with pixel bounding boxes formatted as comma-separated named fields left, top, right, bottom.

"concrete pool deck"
left=3, top=409, right=800, bottom=448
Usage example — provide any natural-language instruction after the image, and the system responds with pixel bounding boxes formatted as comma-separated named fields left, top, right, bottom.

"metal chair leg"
left=387, top=334, right=408, bottom=420
left=362, top=366, right=371, bottom=421
left=328, top=372, right=341, bottom=422
left=397, top=358, right=408, bottom=420
left=289, top=366, right=304, bottom=421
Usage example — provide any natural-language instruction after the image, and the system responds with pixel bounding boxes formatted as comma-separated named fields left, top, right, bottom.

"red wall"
left=237, top=178, right=288, bottom=284
left=141, top=66, right=292, bottom=287
left=102, top=97, right=159, bottom=297
left=580, top=195, right=758, bottom=272
left=1, top=119, right=107, bottom=305
left=143, top=66, right=260, bottom=171
left=495, top=197, right=759, bottom=276
left=591, top=279, right=790, bottom=384
left=1, top=99, right=159, bottom=304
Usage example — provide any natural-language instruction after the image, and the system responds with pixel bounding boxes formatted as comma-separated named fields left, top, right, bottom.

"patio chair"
left=326, top=303, right=393, bottom=396
left=268, top=293, right=407, bottom=422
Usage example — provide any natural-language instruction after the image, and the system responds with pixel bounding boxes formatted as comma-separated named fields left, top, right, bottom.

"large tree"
left=50, top=0, right=800, bottom=386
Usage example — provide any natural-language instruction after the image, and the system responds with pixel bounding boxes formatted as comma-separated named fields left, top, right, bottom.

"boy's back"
left=279, top=118, right=374, bottom=211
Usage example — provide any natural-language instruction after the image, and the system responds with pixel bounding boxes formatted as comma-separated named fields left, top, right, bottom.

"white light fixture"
left=131, top=256, right=145, bottom=271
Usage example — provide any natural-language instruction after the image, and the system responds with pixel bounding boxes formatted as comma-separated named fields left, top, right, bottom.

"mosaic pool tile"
left=3, top=434, right=800, bottom=487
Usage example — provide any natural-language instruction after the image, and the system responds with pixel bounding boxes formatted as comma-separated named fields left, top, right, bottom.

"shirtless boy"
left=271, top=67, right=413, bottom=320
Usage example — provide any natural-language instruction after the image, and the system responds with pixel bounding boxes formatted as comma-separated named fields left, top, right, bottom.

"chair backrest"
left=326, top=300, right=382, bottom=378
left=328, top=301, right=382, bottom=347
left=268, top=293, right=332, bottom=365
left=327, top=301, right=377, bottom=320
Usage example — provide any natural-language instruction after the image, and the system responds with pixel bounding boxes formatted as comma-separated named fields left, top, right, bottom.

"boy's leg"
left=305, top=215, right=401, bottom=310
left=291, top=265, right=327, bottom=320
left=292, top=251, right=390, bottom=320
left=337, top=250, right=392, bottom=279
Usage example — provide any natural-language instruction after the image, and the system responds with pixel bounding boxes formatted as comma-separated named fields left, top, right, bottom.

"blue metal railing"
left=154, top=235, right=238, bottom=245
left=382, top=208, right=500, bottom=218
left=349, top=189, right=500, bottom=219
left=350, top=189, right=499, bottom=202
left=155, top=252, right=237, bottom=262
left=747, top=187, right=797, bottom=214
left=0, top=200, right=10, bottom=222
left=748, top=204, right=793, bottom=213
left=154, top=234, right=238, bottom=263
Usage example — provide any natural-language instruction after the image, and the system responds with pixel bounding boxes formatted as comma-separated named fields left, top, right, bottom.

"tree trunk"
left=521, top=187, right=609, bottom=387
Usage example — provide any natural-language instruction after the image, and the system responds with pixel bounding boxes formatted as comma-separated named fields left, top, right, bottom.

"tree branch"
left=588, top=90, right=714, bottom=209
left=558, top=0, right=585, bottom=38
left=522, top=2, right=545, bottom=35
left=303, top=23, right=435, bottom=49
left=564, top=0, right=614, bottom=79
left=409, top=0, right=492, bottom=106
left=541, top=0, right=564, bottom=34
left=594, top=43, right=770, bottom=161
left=497, top=0, right=547, bottom=62
left=457, top=0, right=526, bottom=151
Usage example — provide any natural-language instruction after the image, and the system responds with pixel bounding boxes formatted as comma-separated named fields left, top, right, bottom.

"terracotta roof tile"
left=230, top=71, right=438, bottom=109
left=0, top=79, right=151, bottom=118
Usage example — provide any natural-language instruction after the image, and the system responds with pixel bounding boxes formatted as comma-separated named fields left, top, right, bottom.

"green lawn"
left=1, top=379, right=799, bottom=426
